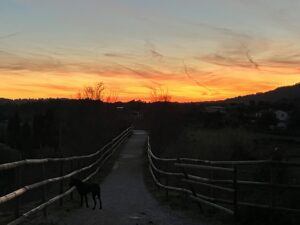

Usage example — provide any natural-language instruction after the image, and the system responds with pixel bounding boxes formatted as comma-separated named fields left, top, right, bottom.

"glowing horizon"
left=1, top=1, right=300, bottom=102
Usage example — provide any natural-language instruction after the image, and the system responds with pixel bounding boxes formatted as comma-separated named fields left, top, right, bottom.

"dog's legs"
left=92, top=194, right=97, bottom=210
left=85, top=195, right=89, bottom=208
left=98, top=195, right=102, bottom=209
left=80, top=195, right=83, bottom=207
left=98, top=188, right=102, bottom=209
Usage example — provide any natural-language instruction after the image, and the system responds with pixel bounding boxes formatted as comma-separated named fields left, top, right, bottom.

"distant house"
left=254, top=109, right=289, bottom=129
left=274, top=110, right=289, bottom=121
left=274, top=110, right=289, bottom=129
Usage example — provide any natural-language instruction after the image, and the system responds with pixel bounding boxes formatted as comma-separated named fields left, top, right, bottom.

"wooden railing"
left=0, top=127, right=132, bottom=225
left=147, top=136, right=300, bottom=219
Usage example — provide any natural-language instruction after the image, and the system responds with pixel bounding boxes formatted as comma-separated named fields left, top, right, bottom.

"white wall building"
left=274, top=110, right=289, bottom=129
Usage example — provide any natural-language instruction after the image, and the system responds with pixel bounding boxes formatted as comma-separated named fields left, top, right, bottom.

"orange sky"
left=1, top=62, right=299, bottom=102
left=1, top=1, right=300, bottom=102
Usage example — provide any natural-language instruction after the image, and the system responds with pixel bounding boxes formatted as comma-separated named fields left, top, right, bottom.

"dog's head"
left=69, top=178, right=81, bottom=187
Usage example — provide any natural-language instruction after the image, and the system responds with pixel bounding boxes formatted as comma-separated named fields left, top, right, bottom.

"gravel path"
left=57, top=130, right=207, bottom=225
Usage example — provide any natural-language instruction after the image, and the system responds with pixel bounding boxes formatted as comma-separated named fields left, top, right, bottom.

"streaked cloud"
left=0, top=32, right=18, bottom=39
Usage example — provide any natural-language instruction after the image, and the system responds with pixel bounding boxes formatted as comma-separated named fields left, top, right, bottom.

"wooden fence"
left=0, top=127, right=132, bottom=225
left=147, top=136, right=300, bottom=219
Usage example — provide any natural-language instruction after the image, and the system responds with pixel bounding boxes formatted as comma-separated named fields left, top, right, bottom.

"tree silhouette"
left=20, top=121, right=32, bottom=155
left=80, top=82, right=105, bottom=101
left=6, top=112, right=21, bottom=149
left=33, top=110, right=59, bottom=150
left=150, top=87, right=172, bottom=102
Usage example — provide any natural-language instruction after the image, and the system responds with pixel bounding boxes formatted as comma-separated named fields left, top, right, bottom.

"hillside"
left=0, top=98, right=12, bottom=105
left=225, top=83, right=300, bottom=103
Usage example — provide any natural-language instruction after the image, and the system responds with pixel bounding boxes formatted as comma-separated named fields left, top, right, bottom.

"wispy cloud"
left=0, top=32, right=18, bottom=39
left=20, top=83, right=79, bottom=92
left=182, top=60, right=211, bottom=94
left=0, top=51, right=65, bottom=72
left=196, top=37, right=300, bottom=75
left=103, top=52, right=133, bottom=59
left=114, top=63, right=162, bottom=88
left=144, top=41, right=164, bottom=60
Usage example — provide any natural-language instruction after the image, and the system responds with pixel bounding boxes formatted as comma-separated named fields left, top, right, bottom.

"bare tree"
left=76, top=91, right=82, bottom=100
left=94, top=82, right=105, bottom=101
left=77, top=82, right=105, bottom=101
left=76, top=82, right=120, bottom=102
left=150, top=87, right=172, bottom=102
left=105, top=89, right=119, bottom=103
left=83, top=86, right=95, bottom=100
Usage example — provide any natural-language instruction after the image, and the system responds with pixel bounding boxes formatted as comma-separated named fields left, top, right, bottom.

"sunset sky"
left=1, top=0, right=300, bottom=102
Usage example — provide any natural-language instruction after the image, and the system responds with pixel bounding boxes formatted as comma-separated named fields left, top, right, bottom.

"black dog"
left=70, top=178, right=102, bottom=210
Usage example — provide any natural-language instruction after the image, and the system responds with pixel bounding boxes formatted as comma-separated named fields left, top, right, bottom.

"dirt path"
left=55, top=130, right=208, bottom=225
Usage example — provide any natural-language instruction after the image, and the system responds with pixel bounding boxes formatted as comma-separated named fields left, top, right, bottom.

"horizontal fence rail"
left=147, top=136, right=300, bottom=219
left=175, top=163, right=234, bottom=172
left=0, top=127, right=132, bottom=225
left=0, top=127, right=131, bottom=172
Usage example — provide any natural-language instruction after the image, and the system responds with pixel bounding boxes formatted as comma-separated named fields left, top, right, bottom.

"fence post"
left=233, top=165, right=238, bottom=221
left=58, top=123, right=64, bottom=207
left=70, top=160, right=74, bottom=200
left=41, top=163, right=47, bottom=217
left=178, top=158, right=203, bottom=212
left=59, top=160, right=64, bottom=206
left=269, top=158, right=275, bottom=224
left=270, top=157, right=275, bottom=213
left=165, top=163, right=169, bottom=201
left=209, top=162, right=215, bottom=199
left=177, top=158, right=187, bottom=207
left=156, top=161, right=161, bottom=191
left=270, top=146, right=283, bottom=211
left=14, top=166, right=21, bottom=218
left=147, top=141, right=158, bottom=191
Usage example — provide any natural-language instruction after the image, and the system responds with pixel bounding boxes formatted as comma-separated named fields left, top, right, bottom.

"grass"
left=149, top=126, right=300, bottom=225
left=162, top=127, right=300, bottom=161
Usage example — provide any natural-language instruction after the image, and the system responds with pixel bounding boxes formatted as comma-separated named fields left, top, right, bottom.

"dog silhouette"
left=70, top=178, right=102, bottom=210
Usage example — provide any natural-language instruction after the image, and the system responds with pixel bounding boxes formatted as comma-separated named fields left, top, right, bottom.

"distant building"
left=274, top=110, right=289, bottom=121
left=274, top=110, right=289, bottom=129
left=253, top=109, right=289, bottom=129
